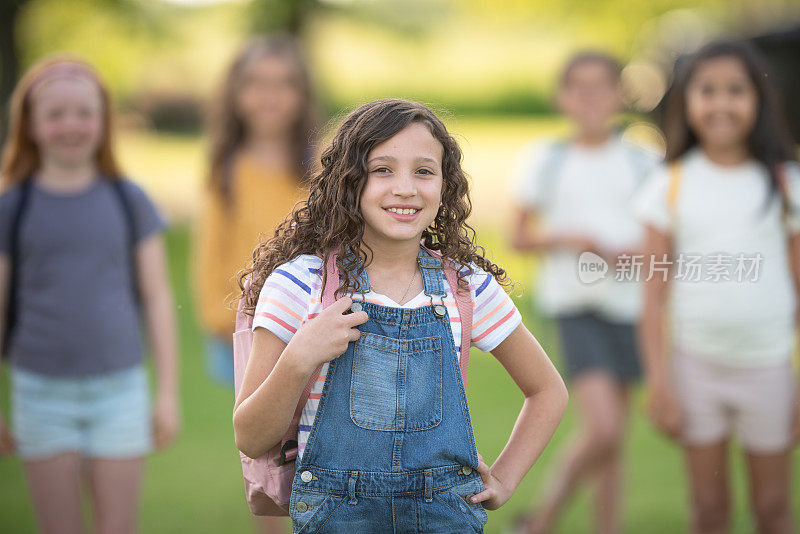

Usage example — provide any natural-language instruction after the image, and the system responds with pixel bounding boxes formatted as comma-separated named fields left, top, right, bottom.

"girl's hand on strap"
left=470, top=452, right=513, bottom=511
left=285, top=296, right=368, bottom=374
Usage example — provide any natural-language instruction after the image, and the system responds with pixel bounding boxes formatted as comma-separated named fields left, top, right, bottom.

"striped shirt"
left=252, top=254, right=522, bottom=459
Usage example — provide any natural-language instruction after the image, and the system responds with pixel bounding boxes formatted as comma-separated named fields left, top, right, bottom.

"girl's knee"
left=585, top=424, right=624, bottom=459
left=692, top=499, right=729, bottom=532
left=752, top=492, right=791, bottom=523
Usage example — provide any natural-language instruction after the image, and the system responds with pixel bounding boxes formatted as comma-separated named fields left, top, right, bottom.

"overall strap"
left=419, top=245, right=473, bottom=387
left=417, top=248, right=446, bottom=297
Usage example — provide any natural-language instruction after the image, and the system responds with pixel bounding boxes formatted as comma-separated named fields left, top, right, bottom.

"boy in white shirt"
left=510, top=51, right=658, bottom=534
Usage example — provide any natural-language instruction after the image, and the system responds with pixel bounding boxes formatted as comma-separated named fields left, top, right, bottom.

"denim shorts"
left=11, top=364, right=152, bottom=460
left=290, top=469, right=487, bottom=533
left=555, top=311, right=641, bottom=383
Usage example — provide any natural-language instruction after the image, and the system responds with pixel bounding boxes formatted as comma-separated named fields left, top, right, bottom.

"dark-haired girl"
left=635, top=41, right=800, bottom=534
left=232, top=98, right=568, bottom=532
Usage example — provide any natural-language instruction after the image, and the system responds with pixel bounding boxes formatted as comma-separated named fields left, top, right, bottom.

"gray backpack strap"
left=109, top=179, right=140, bottom=305
left=620, top=141, right=655, bottom=190
left=2, top=180, right=33, bottom=357
left=536, top=141, right=569, bottom=210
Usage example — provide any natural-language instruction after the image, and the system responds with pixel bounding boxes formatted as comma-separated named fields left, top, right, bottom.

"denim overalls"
left=289, top=247, right=488, bottom=533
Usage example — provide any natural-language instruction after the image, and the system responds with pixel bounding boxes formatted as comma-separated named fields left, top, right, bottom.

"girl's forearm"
left=639, top=303, right=669, bottom=387
left=489, top=381, right=568, bottom=492
left=144, top=290, right=179, bottom=397
left=512, top=229, right=580, bottom=254
left=233, top=346, right=313, bottom=459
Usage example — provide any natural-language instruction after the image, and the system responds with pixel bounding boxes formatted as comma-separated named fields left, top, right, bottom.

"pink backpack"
left=232, top=248, right=474, bottom=516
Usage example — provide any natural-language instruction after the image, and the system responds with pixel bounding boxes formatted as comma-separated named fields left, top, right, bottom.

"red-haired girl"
left=0, top=56, right=179, bottom=534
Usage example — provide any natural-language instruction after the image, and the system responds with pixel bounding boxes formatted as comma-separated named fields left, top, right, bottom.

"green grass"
left=2, top=225, right=798, bottom=533
left=1, top=120, right=798, bottom=532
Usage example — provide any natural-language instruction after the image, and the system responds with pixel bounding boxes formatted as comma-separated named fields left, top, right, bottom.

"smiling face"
left=29, top=77, right=104, bottom=169
left=686, top=55, right=758, bottom=152
left=359, top=122, right=444, bottom=248
left=235, top=54, right=303, bottom=139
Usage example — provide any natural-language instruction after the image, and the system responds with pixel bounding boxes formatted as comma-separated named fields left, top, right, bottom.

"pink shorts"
left=672, top=348, right=796, bottom=454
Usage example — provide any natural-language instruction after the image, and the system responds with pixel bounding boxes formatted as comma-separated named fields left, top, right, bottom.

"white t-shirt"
left=251, top=254, right=523, bottom=459
left=512, top=136, right=659, bottom=321
left=633, top=147, right=800, bottom=367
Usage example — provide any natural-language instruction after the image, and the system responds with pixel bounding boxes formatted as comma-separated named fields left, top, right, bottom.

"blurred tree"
left=1, top=0, right=156, bottom=141
left=0, top=0, right=27, bottom=140
left=246, top=0, right=323, bottom=35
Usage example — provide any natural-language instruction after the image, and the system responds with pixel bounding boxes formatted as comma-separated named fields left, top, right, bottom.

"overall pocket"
left=350, top=332, right=442, bottom=431
left=290, top=488, right=346, bottom=533
left=434, top=476, right=488, bottom=530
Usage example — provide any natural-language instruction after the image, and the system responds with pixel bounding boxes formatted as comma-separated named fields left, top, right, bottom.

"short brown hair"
left=559, top=51, right=622, bottom=87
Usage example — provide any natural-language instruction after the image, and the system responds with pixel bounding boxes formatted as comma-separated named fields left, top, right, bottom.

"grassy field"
left=1, top=118, right=799, bottom=533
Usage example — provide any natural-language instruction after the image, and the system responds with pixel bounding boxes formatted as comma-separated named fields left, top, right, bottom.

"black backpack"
left=1, top=178, right=139, bottom=357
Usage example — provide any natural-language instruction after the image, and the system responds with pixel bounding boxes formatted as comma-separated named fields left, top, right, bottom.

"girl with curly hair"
left=232, top=98, right=567, bottom=532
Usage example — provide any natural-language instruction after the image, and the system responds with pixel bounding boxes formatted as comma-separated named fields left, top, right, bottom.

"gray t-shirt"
left=0, top=177, right=165, bottom=376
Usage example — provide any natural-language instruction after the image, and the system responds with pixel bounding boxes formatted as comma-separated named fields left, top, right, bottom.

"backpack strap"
left=667, top=161, right=682, bottom=222
left=2, top=179, right=33, bottom=358
left=443, top=261, right=472, bottom=387
left=109, top=179, right=140, bottom=305
left=774, top=162, right=791, bottom=224
left=621, top=141, right=657, bottom=192
left=536, top=141, right=568, bottom=210
left=280, top=252, right=338, bottom=463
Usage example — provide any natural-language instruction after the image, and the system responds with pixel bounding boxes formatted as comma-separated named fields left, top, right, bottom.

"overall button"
left=296, top=501, right=308, bottom=513
left=350, top=302, right=363, bottom=313
left=433, top=304, right=447, bottom=317
left=300, top=470, right=313, bottom=483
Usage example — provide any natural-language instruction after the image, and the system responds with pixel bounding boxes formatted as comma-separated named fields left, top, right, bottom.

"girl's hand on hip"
left=470, top=453, right=512, bottom=511
left=285, top=296, right=368, bottom=373
left=152, top=391, right=181, bottom=450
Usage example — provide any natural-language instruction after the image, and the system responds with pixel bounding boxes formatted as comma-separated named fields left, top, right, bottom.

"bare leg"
left=86, top=457, right=145, bottom=534
left=22, top=451, right=85, bottom=534
left=684, top=441, right=730, bottom=534
left=592, top=386, right=631, bottom=534
left=526, top=372, right=628, bottom=534
left=745, top=450, right=795, bottom=534
left=256, top=515, right=290, bottom=533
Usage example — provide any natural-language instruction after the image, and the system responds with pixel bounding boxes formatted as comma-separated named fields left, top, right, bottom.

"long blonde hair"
left=1, top=55, right=121, bottom=190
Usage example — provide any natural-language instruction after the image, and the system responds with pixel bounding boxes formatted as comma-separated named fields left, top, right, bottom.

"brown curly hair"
left=238, top=98, right=510, bottom=313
